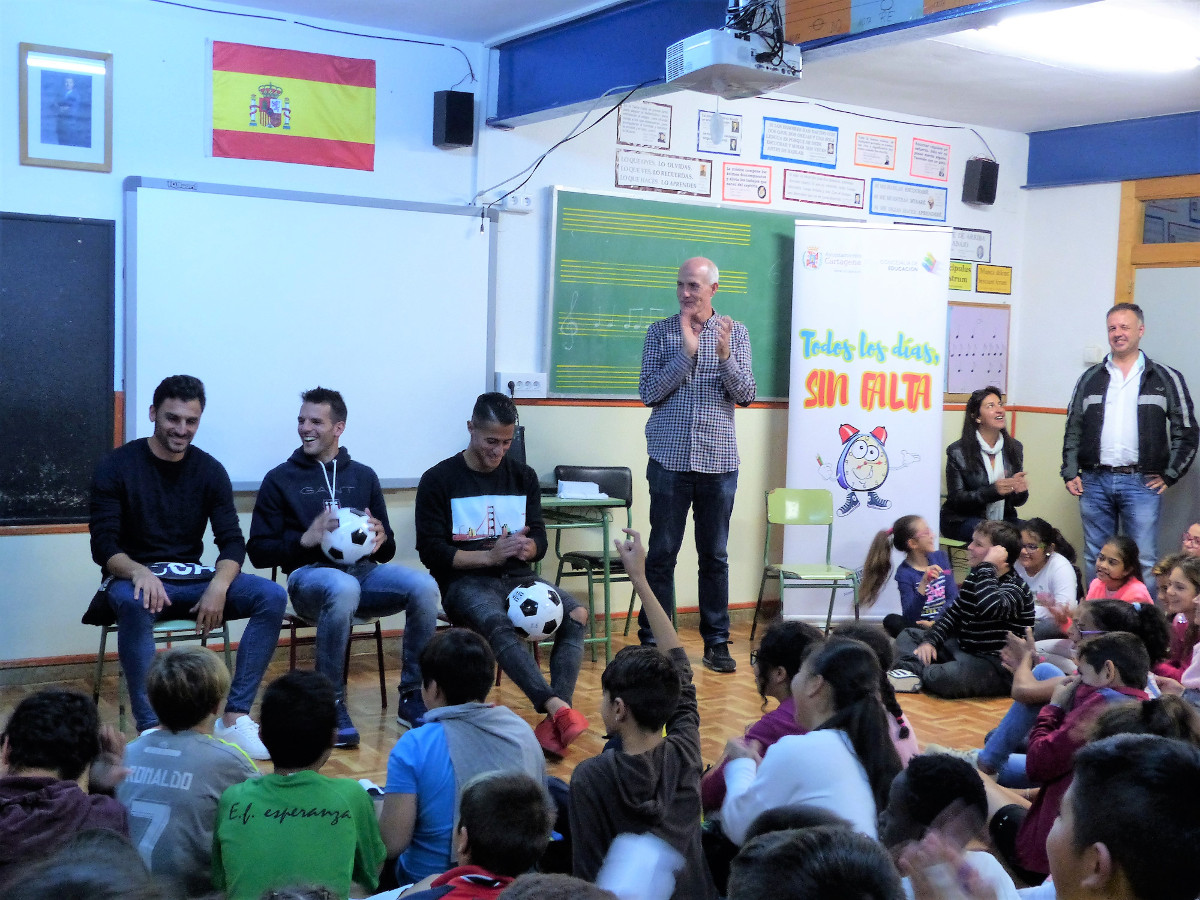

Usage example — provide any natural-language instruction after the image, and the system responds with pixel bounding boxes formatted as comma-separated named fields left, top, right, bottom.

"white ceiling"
left=216, top=0, right=1200, bottom=133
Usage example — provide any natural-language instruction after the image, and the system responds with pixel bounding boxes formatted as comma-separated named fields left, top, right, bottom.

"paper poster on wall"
left=782, top=168, right=865, bottom=210
left=951, top=227, right=991, bottom=262
left=853, top=133, right=896, bottom=169
left=616, top=100, right=672, bottom=149
left=947, top=301, right=1009, bottom=394
left=869, top=178, right=947, bottom=222
left=615, top=149, right=712, bottom=196
left=910, top=138, right=950, bottom=181
left=722, top=162, right=772, bottom=204
left=785, top=222, right=951, bottom=619
left=976, top=264, right=1012, bottom=294
left=949, top=261, right=972, bottom=290
left=1169, top=221, right=1200, bottom=242
left=761, top=117, right=838, bottom=168
left=697, top=111, right=742, bottom=156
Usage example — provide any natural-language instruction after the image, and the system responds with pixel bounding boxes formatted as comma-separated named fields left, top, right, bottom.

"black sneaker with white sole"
left=702, top=642, right=737, bottom=673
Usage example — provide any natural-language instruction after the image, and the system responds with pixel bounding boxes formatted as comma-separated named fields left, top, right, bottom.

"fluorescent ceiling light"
left=26, top=54, right=108, bottom=76
left=935, top=2, right=1200, bottom=73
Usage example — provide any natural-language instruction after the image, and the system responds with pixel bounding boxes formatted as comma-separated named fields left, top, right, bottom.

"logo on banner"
left=922, top=253, right=937, bottom=273
left=803, top=247, right=821, bottom=269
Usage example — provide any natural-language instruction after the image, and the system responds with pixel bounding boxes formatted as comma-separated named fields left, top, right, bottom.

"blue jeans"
left=442, top=575, right=584, bottom=713
left=288, top=561, right=440, bottom=698
left=641, top=459, right=738, bottom=647
left=1079, top=470, right=1161, bottom=597
left=977, top=662, right=1065, bottom=785
left=107, top=573, right=287, bottom=732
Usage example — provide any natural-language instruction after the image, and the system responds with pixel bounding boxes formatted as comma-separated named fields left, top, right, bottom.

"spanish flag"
left=212, top=41, right=375, bottom=170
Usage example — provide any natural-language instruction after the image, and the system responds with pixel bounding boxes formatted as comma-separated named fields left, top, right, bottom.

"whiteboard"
left=125, top=179, right=496, bottom=487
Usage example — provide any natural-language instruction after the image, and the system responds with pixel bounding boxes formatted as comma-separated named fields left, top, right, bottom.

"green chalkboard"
left=548, top=189, right=796, bottom=399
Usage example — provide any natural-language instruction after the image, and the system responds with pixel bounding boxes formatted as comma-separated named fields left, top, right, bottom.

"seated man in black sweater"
left=889, top=519, right=1034, bottom=699
left=415, top=392, right=589, bottom=757
left=89, top=375, right=285, bottom=758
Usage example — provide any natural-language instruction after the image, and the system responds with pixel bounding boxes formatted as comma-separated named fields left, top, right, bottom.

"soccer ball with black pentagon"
left=320, top=507, right=375, bottom=565
left=506, top=579, right=564, bottom=641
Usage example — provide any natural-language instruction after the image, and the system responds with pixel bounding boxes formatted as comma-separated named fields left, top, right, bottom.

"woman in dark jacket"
left=940, top=385, right=1028, bottom=541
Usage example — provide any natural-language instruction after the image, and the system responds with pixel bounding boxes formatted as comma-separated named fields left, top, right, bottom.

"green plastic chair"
left=752, top=488, right=860, bottom=640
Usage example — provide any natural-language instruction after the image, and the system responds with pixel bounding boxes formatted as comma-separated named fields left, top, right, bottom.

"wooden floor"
left=0, top=620, right=1009, bottom=783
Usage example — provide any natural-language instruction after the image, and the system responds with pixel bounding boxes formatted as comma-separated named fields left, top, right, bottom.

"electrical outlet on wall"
left=495, top=371, right=548, bottom=398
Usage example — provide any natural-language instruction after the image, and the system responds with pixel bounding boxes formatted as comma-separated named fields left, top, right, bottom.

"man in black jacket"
left=247, top=387, right=440, bottom=747
left=1061, top=303, right=1197, bottom=592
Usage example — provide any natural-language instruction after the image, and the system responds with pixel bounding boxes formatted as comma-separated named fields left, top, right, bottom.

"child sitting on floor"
left=569, top=528, right=718, bottom=900
left=0, top=689, right=128, bottom=887
left=890, top=520, right=1034, bottom=699
left=211, top=671, right=385, bottom=900
left=117, top=646, right=258, bottom=896
left=379, top=628, right=544, bottom=886
left=860, top=515, right=959, bottom=638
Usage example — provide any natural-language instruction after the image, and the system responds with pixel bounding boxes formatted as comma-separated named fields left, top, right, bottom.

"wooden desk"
left=541, top=496, right=624, bottom=663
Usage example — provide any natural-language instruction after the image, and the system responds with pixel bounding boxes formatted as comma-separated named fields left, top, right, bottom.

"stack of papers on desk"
left=557, top=481, right=609, bottom=499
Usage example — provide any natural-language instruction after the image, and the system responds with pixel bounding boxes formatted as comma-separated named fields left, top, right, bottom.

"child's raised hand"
left=1050, top=673, right=1081, bottom=708
left=922, top=564, right=944, bottom=587
left=613, top=528, right=647, bottom=579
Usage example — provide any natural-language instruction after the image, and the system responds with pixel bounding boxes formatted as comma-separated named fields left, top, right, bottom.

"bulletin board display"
left=945, top=300, right=1009, bottom=396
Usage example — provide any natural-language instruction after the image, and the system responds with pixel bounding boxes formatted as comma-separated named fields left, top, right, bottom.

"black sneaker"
left=334, top=700, right=360, bottom=749
left=396, top=688, right=427, bottom=730
left=703, top=642, right=737, bottom=673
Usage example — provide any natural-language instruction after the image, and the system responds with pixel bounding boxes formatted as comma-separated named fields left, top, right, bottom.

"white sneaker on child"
left=214, top=715, right=270, bottom=760
left=887, top=669, right=923, bottom=693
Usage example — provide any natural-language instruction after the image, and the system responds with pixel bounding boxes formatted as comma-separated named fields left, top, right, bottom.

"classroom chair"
left=551, top=464, right=634, bottom=661
left=270, top=568, right=388, bottom=710
left=752, top=488, right=860, bottom=641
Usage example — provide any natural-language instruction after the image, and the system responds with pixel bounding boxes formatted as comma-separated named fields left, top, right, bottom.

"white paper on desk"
left=557, top=480, right=609, bottom=499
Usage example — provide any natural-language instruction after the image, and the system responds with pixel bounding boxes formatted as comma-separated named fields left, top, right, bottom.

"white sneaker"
left=215, top=715, right=270, bottom=760
left=887, top=669, right=923, bottom=693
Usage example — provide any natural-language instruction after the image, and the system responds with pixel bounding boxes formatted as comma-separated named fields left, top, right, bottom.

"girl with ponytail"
left=832, top=622, right=919, bottom=764
left=719, top=638, right=902, bottom=845
left=859, top=515, right=959, bottom=638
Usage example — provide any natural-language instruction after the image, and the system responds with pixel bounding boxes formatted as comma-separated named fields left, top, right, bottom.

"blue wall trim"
left=1028, top=112, right=1200, bottom=187
left=492, top=0, right=725, bottom=124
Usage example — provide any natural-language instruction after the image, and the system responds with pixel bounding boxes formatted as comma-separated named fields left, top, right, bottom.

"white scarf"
left=977, top=430, right=1006, bottom=520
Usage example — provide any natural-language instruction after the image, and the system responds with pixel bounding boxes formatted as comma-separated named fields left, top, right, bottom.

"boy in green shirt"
left=212, top=671, right=385, bottom=899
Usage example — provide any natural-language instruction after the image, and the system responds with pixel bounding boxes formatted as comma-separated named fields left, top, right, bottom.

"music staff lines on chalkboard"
left=555, top=364, right=640, bottom=390
left=560, top=207, right=752, bottom=245
left=557, top=311, right=659, bottom=336
left=558, top=260, right=749, bottom=293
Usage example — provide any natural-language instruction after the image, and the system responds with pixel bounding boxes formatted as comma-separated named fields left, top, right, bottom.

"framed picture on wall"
left=19, top=43, right=112, bottom=172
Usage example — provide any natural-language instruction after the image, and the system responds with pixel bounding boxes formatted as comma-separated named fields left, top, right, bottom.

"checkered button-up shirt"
left=639, top=311, right=755, bottom=474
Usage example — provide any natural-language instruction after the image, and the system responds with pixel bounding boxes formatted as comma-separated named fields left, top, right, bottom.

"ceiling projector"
left=665, top=29, right=802, bottom=100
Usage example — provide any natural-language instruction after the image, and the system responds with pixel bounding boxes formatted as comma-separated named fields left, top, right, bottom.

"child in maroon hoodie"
left=0, top=689, right=127, bottom=887
left=990, top=632, right=1150, bottom=884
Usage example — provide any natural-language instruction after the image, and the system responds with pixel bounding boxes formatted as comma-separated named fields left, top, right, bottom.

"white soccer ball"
left=321, top=507, right=376, bottom=565
left=507, top=580, right=564, bottom=641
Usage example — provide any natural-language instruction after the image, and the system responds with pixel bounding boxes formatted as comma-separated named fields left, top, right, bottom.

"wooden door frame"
left=1115, top=174, right=1200, bottom=304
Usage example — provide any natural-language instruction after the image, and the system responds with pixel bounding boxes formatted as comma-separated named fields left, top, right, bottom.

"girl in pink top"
left=1084, top=535, right=1152, bottom=605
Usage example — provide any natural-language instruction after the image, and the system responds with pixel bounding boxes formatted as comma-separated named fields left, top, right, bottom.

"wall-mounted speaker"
left=963, top=157, right=999, bottom=205
left=433, top=90, right=474, bottom=149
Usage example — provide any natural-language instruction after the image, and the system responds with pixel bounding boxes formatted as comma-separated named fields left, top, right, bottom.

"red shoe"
left=552, top=706, right=589, bottom=748
left=535, top=715, right=566, bottom=757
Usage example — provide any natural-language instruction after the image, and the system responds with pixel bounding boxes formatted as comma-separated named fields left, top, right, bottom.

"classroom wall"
left=0, top=0, right=1145, bottom=664
left=0, top=0, right=486, bottom=665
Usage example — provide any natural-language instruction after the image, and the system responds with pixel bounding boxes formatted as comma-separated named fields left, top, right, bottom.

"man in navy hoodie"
left=248, top=387, right=440, bottom=747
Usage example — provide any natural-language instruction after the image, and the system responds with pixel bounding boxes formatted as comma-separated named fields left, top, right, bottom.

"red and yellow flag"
left=212, top=41, right=375, bottom=170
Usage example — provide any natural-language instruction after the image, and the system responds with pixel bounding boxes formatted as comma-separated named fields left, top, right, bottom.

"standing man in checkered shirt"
left=637, top=256, right=756, bottom=673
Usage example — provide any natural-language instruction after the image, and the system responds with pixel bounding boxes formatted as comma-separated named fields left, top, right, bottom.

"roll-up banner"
left=784, top=222, right=952, bottom=620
